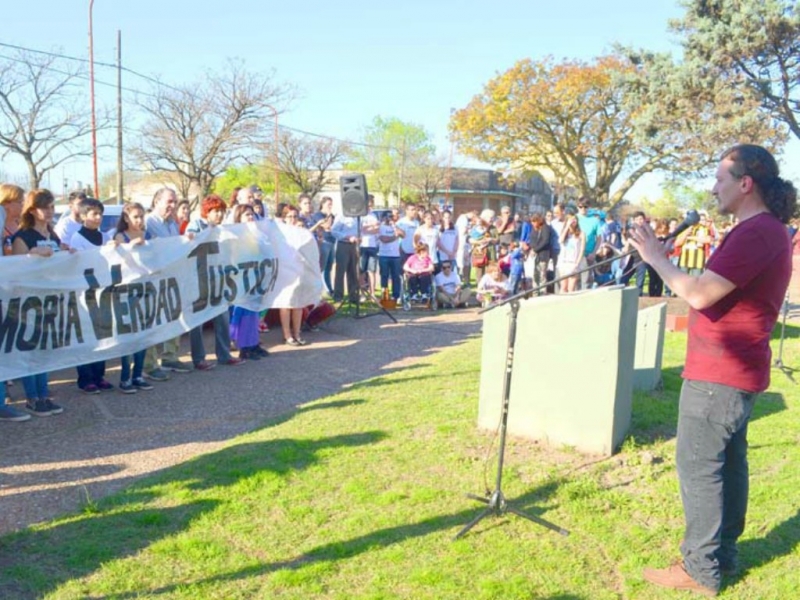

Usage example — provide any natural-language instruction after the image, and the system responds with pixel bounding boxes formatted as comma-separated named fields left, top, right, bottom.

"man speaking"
left=630, top=144, right=796, bottom=597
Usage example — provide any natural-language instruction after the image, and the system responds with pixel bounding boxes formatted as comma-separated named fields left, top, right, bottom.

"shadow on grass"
left=0, top=431, right=387, bottom=600
left=89, top=480, right=576, bottom=599
left=628, top=367, right=787, bottom=445
left=729, top=509, right=800, bottom=587
left=770, top=321, right=799, bottom=341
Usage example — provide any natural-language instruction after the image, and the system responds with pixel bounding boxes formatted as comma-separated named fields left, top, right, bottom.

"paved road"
left=0, top=309, right=482, bottom=535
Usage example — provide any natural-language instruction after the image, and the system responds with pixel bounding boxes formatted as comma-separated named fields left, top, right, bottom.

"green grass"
left=1, top=325, right=799, bottom=599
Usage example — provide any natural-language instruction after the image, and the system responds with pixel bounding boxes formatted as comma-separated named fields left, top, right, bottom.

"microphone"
left=660, top=210, right=701, bottom=241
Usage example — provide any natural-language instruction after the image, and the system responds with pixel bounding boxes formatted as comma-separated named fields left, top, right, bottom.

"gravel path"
left=0, top=309, right=482, bottom=535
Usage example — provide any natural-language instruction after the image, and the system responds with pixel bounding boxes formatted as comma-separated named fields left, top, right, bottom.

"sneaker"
left=25, top=399, right=53, bottom=417
left=132, top=378, right=154, bottom=391
left=254, top=345, right=270, bottom=358
left=81, top=384, right=100, bottom=395
left=43, top=398, right=64, bottom=415
left=225, top=357, right=246, bottom=366
left=0, top=404, right=31, bottom=422
left=258, top=322, right=269, bottom=333
left=295, top=337, right=309, bottom=346
left=285, top=338, right=301, bottom=347
left=194, top=360, right=216, bottom=371
left=161, top=360, right=192, bottom=373
left=118, top=381, right=137, bottom=394
left=97, top=380, right=114, bottom=391
left=240, top=348, right=261, bottom=361
left=145, top=368, right=170, bottom=382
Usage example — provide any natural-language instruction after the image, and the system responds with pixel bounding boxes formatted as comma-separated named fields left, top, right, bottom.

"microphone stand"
left=455, top=224, right=692, bottom=539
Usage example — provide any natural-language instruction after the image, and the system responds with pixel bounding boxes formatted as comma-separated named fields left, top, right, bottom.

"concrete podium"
left=633, top=302, right=667, bottom=391
left=477, top=287, right=638, bottom=456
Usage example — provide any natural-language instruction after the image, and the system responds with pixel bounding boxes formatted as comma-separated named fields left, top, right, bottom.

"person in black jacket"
left=528, top=213, right=552, bottom=292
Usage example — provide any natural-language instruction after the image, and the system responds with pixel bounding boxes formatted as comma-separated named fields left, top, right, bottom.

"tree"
left=270, top=131, right=350, bottom=198
left=450, top=54, right=780, bottom=206
left=0, top=49, right=100, bottom=189
left=405, top=154, right=449, bottom=206
left=132, top=59, right=292, bottom=200
left=211, top=163, right=299, bottom=204
left=672, top=0, right=800, bottom=140
left=348, top=116, right=436, bottom=203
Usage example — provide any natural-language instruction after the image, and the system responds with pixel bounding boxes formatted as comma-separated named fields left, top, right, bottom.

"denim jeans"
left=319, top=240, right=335, bottom=294
left=677, top=379, right=755, bottom=591
left=21, top=373, right=49, bottom=400
left=379, top=256, right=402, bottom=299
left=190, top=312, right=232, bottom=365
left=120, top=349, right=146, bottom=383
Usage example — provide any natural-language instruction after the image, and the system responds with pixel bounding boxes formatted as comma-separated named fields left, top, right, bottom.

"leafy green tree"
left=212, top=163, right=299, bottom=205
left=348, top=116, right=436, bottom=203
left=672, top=0, right=800, bottom=139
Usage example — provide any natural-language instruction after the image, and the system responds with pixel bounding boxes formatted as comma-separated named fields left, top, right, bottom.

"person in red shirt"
left=631, top=144, right=795, bottom=597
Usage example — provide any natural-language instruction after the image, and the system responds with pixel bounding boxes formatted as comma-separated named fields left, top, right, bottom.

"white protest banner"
left=0, top=220, right=322, bottom=381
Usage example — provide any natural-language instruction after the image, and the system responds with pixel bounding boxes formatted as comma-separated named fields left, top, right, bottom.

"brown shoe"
left=643, top=563, right=718, bottom=597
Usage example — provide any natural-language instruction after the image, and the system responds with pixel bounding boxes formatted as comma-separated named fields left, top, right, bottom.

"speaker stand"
left=454, top=298, right=568, bottom=540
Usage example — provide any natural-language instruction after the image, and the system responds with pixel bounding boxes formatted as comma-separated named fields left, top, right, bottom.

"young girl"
left=476, top=263, right=509, bottom=307
left=414, top=210, right=440, bottom=269
left=229, top=204, right=270, bottom=358
left=437, top=210, right=459, bottom=266
left=113, top=203, right=156, bottom=393
left=11, top=189, right=66, bottom=416
left=558, top=215, right=586, bottom=293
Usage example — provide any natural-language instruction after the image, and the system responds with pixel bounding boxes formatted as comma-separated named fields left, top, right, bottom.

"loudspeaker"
left=340, top=174, right=369, bottom=217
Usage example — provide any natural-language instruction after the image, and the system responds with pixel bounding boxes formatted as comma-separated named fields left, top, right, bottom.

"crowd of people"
left=3, top=176, right=799, bottom=424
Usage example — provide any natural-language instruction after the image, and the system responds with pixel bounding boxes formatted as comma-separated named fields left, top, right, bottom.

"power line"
left=0, top=40, right=402, bottom=152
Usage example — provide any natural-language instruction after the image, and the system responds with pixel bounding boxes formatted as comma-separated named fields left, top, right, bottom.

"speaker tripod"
left=335, top=215, right=397, bottom=323
left=454, top=296, right=569, bottom=540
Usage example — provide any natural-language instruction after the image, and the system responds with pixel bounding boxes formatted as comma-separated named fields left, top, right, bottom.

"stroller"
left=400, top=272, right=438, bottom=311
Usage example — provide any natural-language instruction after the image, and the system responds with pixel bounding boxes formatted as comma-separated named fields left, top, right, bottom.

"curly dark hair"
left=721, top=144, right=797, bottom=224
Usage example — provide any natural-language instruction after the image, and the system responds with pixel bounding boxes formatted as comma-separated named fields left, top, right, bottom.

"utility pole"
left=397, top=136, right=406, bottom=206
left=88, top=0, right=99, bottom=199
left=116, top=29, right=123, bottom=204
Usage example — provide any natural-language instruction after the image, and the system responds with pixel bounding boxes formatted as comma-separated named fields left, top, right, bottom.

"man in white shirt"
left=396, top=203, right=420, bottom=267
left=359, top=195, right=380, bottom=296
left=434, top=261, right=472, bottom=308
left=54, top=191, right=87, bottom=246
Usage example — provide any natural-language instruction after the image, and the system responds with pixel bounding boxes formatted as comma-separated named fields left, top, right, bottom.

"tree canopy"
left=450, top=53, right=780, bottom=205
left=0, top=49, right=101, bottom=189
left=132, top=59, right=293, bottom=200
left=347, top=116, right=437, bottom=203
left=672, top=0, right=800, bottom=140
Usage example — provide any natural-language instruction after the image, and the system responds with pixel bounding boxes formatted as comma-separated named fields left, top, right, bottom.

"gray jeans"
left=190, top=311, right=233, bottom=365
left=677, top=379, right=755, bottom=591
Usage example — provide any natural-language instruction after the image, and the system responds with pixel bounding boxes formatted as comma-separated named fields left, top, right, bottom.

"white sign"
left=0, top=221, right=321, bottom=380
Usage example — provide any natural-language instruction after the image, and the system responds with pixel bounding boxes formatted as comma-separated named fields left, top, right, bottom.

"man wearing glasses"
left=434, top=261, right=471, bottom=308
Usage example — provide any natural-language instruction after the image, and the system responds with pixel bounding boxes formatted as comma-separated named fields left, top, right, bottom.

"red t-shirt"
left=682, top=213, right=792, bottom=392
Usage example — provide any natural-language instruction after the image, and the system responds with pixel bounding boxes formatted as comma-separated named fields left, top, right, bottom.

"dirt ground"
left=0, top=308, right=482, bottom=535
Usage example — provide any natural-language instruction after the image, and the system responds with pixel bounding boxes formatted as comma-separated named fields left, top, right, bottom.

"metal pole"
left=116, top=29, right=123, bottom=204
left=272, top=106, right=279, bottom=208
left=88, top=0, right=99, bottom=199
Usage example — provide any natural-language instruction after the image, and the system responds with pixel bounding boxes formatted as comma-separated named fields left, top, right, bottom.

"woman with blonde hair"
left=0, top=183, right=24, bottom=255
left=557, top=214, right=586, bottom=293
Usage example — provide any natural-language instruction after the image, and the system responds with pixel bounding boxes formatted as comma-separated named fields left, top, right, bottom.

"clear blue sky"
left=3, top=0, right=797, bottom=199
